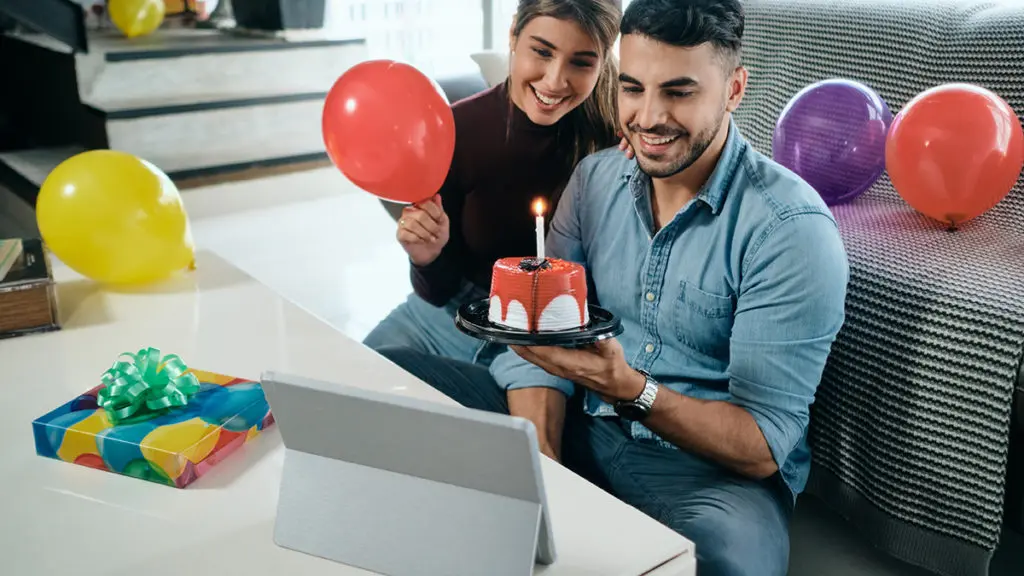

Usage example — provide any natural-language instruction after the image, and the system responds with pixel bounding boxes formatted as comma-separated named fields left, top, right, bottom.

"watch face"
left=615, top=402, right=649, bottom=421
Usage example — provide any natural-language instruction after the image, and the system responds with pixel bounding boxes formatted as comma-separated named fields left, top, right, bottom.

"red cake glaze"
left=489, top=257, right=587, bottom=332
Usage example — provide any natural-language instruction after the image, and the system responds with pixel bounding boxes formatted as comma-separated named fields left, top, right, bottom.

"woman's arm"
left=409, top=156, right=469, bottom=307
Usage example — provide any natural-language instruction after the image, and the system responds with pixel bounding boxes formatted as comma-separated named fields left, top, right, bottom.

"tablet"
left=261, top=370, right=556, bottom=576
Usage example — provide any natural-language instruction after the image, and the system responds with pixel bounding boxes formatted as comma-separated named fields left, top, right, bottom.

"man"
left=378, top=0, right=849, bottom=574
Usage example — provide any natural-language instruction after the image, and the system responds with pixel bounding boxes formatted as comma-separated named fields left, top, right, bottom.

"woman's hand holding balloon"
left=398, top=195, right=450, bottom=267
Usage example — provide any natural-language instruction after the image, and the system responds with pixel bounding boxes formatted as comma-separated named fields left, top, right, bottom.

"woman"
left=363, top=0, right=622, bottom=366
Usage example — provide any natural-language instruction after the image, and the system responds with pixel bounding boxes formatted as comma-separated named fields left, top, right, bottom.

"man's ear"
left=725, top=66, right=748, bottom=113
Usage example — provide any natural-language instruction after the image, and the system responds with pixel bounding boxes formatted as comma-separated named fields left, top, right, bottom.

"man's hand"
left=513, top=339, right=778, bottom=478
left=510, top=338, right=646, bottom=403
left=507, top=387, right=566, bottom=461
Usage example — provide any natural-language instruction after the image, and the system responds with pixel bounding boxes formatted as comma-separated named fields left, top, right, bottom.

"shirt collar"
left=623, top=118, right=745, bottom=215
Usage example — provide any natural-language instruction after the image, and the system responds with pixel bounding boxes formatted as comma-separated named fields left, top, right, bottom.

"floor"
left=1, top=169, right=1021, bottom=575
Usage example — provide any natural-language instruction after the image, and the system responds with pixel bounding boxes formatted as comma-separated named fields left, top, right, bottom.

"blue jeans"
left=377, top=345, right=793, bottom=576
left=363, top=284, right=504, bottom=366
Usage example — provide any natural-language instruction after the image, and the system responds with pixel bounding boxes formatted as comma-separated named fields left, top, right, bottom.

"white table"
left=1, top=251, right=695, bottom=576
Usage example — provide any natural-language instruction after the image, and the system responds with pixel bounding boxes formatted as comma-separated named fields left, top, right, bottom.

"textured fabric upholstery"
left=734, top=2, right=1024, bottom=575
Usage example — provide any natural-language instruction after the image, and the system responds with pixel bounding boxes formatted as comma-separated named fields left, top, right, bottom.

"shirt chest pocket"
left=673, top=280, right=735, bottom=358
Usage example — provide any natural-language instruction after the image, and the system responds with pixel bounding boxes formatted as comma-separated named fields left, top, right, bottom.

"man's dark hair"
left=620, top=0, right=744, bottom=69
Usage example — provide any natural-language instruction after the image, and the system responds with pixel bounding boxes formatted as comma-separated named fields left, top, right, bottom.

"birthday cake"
left=488, top=257, right=589, bottom=332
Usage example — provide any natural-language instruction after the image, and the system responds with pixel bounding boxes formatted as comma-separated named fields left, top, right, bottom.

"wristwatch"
left=614, top=369, right=659, bottom=421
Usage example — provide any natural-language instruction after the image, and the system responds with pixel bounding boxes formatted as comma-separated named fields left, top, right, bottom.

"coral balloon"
left=773, top=79, right=892, bottom=205
left=322, top=59, right=456, bottom=204
left=108, top=0, right=165, bottom=38
left=36, top=150, right=195, bottom=285
left=885, top=83, right=1024, bottom=227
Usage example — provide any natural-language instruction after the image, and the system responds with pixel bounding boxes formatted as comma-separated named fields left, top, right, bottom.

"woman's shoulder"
left=450, top=82, right=509, bottom=130
left=447, top=82, right=514, bottom=169
left=438, top=83, right=508, bottom=190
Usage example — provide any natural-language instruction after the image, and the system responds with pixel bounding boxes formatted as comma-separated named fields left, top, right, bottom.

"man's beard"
left=631, top=108, right=726, bottom=179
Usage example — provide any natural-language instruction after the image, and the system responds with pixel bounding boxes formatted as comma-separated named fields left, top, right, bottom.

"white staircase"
left=0, top=25, right=367, bottom=204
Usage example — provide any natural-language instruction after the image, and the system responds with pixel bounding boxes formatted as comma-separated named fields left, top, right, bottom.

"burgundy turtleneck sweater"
left=411, top=82, right=581, bottom=306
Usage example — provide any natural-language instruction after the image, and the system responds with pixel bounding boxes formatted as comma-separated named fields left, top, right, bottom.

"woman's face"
left=508, top=16, right=603, bottom=126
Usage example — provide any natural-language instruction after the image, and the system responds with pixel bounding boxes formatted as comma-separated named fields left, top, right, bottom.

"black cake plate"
left=455, top=299, right=623, bottom=347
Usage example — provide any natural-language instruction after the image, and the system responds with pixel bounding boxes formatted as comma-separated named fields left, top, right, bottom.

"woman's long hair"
left=509, top=0, right=622, bottom=199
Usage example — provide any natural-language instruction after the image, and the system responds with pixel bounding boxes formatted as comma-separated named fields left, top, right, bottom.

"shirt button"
left=645, top=343, right=655, bottom=353
left=645, top=292, right=655, bottom=302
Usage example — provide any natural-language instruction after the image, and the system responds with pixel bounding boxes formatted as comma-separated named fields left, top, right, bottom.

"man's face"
left=618, top=34, right=744, bottom=179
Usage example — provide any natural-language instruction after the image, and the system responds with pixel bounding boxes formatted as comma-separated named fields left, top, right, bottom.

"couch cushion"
left=470, top=50, right=509, bottom=87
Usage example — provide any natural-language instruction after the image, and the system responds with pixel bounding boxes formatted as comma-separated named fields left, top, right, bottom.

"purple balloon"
left=772, top=79, right=893, bottom=206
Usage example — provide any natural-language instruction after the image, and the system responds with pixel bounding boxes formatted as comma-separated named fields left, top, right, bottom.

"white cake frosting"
left=488, top=294, right=589, bottom=332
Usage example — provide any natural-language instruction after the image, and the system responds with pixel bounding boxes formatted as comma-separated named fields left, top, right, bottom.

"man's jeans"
left=376, top=345, right=793, bottom=576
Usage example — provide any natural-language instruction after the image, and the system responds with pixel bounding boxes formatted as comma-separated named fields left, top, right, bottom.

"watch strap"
left=614, top=369, right=658, bottom=420
left=634, top=370, right=658, bottom=411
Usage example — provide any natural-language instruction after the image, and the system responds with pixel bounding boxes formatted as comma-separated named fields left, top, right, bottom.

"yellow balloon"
left=108, top=0, right=166, bottom=39
left=36, top=150, right=195, bottom=285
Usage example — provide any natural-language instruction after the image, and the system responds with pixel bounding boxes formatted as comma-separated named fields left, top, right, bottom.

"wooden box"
left=0, top=238, right=60, bottom=339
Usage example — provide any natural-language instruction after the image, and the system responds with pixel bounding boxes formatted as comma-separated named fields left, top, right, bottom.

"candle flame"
left=532, top=197, right=547, bottom=216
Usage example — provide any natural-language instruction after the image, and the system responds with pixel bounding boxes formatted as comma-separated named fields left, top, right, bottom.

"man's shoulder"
left=726, top=140, right=846, bottom=268
left=574, top=147, right=633, bottom=190
left=735, top=145, right=836, bottom=224
left=579, top=145, right=632, bottom=167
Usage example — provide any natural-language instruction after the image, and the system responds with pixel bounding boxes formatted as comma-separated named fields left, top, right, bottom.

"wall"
left=323, top=0, right=484, bottom=75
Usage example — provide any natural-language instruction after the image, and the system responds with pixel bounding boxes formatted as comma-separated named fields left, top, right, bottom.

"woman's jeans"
left=362, top=283, right=504, bottom=367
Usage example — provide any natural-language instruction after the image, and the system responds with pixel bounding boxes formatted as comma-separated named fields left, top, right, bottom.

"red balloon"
left=885, top=83, right=1024, bottom=227
left=322, top=60, right=456, bottom=204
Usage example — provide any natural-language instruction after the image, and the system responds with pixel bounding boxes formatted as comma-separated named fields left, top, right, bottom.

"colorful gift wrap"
left=32, top=348, right=274, bottom=488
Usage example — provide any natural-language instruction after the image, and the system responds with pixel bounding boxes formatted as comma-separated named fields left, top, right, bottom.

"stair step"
left=0, top=145, right=332, bottom=206
left=91, top=91, right=328, bottom=119
left=0, top=148, right=65, bottom=188
left=9, top=28, right=367, bottom=111
left=94, top=93, right=328, bottom=173
left=0, top=26, right=367, bottom=195
left=87, top=29, right=365, bottom=111
left=88, top=28, right=354, bottom=59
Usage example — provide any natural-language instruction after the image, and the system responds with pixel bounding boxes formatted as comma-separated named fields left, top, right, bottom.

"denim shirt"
left=490, top=119, right=850, bottom=500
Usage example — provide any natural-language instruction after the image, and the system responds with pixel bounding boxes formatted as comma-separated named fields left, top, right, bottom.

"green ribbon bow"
left=97, top=347, right=200, bottom=425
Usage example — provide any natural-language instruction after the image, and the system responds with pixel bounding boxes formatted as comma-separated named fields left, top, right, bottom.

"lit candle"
left=533, top=197, right=547, bottom=261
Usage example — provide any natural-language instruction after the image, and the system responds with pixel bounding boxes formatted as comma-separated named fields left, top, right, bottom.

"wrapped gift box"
left=32, top=366, right=274, bottom=488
